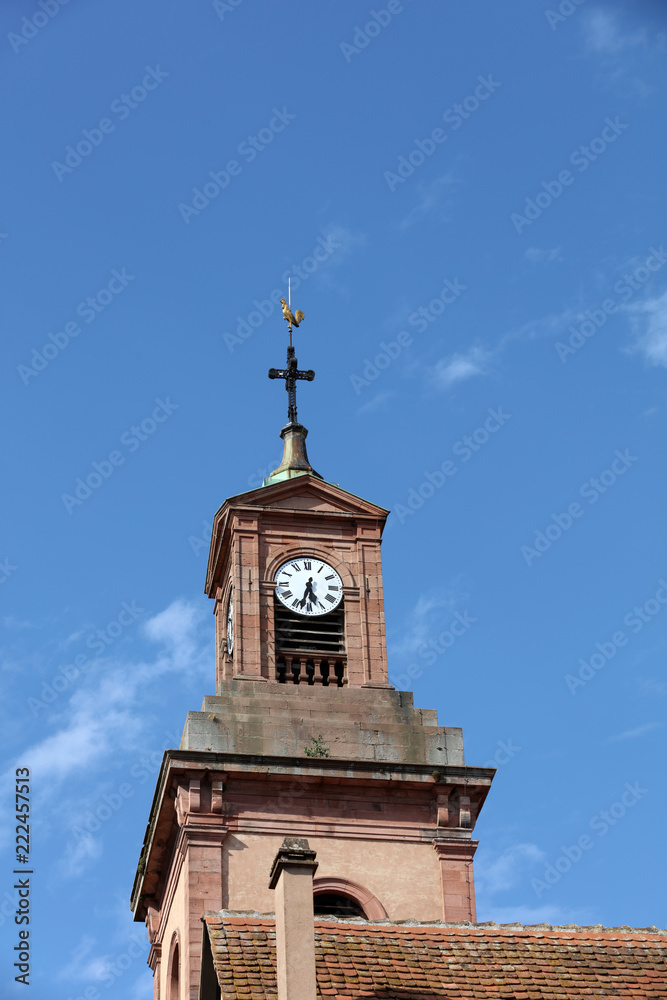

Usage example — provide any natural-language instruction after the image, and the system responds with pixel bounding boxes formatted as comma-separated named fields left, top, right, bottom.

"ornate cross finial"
left=268, top=283, right=314, bottom=426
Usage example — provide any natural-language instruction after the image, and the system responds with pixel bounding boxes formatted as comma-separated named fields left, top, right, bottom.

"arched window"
left=313, top=877, right=387, bottom=920
left=313, top=892, right=366, bottom=918
left=168, top=936, right=180, bottom=1000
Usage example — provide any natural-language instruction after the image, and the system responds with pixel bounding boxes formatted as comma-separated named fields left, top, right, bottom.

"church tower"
left=131, top=299, right=494, bottom=1000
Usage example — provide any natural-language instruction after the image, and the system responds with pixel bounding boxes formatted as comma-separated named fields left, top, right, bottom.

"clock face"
left=226, top=597, right=234, bottom=654
left=274, top=557, right=343, bottom=617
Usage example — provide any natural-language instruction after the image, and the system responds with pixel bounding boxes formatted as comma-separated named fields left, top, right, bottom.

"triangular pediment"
left=232, top=475, right=389, bottom=518
left=205, top=476, right=388, bottom=596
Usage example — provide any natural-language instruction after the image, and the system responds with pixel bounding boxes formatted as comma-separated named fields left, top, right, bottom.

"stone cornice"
left=131, top=749, right=494, bottom=921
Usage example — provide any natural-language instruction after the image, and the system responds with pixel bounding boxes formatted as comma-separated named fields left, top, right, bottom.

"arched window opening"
left=312, top=877, right=387, bottom=920
left=313, top=892, right=366, bottom=918
left=168, top=941, right=180, bottom=1000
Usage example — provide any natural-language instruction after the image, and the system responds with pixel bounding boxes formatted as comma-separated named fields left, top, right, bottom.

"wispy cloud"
left=429, top=345, right=493, bottom=390
left=0, top=600, right=210, bottom=850
left=475, top=843, right=592, bottom=925
left=388, top=586, right=467, bottom=660
left=637, top=677, right=667, bottom=699
left=627, top=289, right=667, bottom=367
left=323, top=224, right=368, bottom=258
left=524, top=246, right=562, bottom=264
left=398, top=173, right=459, bottom=230
left=315, top=224, right=368, bottom=293
left=582, top=8, right=647, bottom=54
left=357, top=390, right=395, bottom=415
left=476, top=843, right=545, bottom=895
left=607, top=721, right=662, bottom=743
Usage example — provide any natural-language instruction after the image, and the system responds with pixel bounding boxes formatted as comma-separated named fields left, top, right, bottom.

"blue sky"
left=2, top=0, right=667, bottom=995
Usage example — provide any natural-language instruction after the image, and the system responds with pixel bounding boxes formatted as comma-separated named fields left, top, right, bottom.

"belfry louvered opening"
left=274, top=602, right=344, bottom=653
left=274, top=599, right=346, bottom=685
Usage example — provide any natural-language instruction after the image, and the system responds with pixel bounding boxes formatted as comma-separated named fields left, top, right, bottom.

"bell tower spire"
left=266, top=282, right=321, bottom=484
left=131, top=284, right=494, bottom=1000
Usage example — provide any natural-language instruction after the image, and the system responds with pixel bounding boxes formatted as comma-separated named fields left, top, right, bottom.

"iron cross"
left=268, top=345, right=315, bottom=425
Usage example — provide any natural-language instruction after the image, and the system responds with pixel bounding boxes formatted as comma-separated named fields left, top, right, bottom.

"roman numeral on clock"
left=291, top=562, right=301, bottom=571
left=281, top=590, right=292, bottom=599
left=303, top=561, right=311, bottom=570
left=325, top=574, right=335, bottom=580
left=325, top=594, right=336, bottom=603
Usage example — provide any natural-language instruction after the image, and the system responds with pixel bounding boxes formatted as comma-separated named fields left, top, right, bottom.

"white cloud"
left=0, top=600, right=209, bottom=838
left=637, top=677, right=667, bottom=699
left=143, top=598, right=205, bottom=666
left=20, top=710, right=133, bottom=782
left=322, top=224, right=368, bottom=259
left=475, top=843, right=545, bottom=895
left=430, top=346, right=493, bottom=390
left=57, top=926, right=149, bottom=990
left=607, top=721, right=662, bottom=742
left=582, top=8, right=647, bottom=54
left=57, top=935, right=109, bottom=983
left=506, top=306, right=580, bottom=343
left=389, top=586, right=467, bottom=660
left=58, top=830, right=103, bottom=879
left=524, top=247, right=562, bottom=264
left=627, top=290, right=667, bottom=367
left=357, top=390, right=395, bottom=415
left=398, top=173, right=459, bottom=230
left=313, top=225, right=368, bottom=294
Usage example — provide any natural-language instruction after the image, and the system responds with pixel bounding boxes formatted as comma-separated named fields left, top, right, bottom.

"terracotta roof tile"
left=203, top=914, right=667, bottom=999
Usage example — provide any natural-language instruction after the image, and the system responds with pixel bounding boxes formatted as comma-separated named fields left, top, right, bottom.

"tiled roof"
left=203, top=913, right=667, bottom=999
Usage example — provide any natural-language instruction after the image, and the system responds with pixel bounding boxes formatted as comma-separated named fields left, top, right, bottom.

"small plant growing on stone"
left=304, top=734, right=330, bottom=758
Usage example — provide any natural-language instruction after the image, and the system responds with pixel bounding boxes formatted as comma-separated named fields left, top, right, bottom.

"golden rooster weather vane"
left=268, top=278, right=314, bottom=426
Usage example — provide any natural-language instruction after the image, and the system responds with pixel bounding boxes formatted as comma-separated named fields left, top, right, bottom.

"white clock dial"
left=226, top=597, right=234, bottom=653
left=274, top=557, right=343, bottom=617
